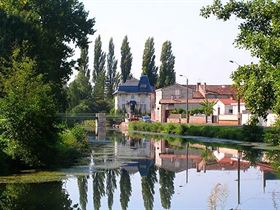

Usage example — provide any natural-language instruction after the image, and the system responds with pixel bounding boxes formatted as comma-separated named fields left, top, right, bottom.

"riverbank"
left=0, top=123, right=91, bottom=175
left=128, top=121, right=265, bottom=142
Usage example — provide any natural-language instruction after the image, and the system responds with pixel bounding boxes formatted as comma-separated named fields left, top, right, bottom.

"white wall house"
left=113, top=75, right=154, bottom=114
left=213, top=99, right=246, bottom=116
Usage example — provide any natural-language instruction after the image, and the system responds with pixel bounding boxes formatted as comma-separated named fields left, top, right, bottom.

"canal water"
left=1, top=130, right=280, bottom=210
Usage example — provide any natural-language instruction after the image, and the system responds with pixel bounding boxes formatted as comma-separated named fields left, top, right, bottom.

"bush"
left=129, top=121, right=251, bottom=141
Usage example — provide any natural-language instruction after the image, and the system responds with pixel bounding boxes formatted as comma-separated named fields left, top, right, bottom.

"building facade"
left=114, top=75, right=154, bottom=114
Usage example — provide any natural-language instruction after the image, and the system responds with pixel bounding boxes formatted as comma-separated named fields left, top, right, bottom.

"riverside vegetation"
left=128, top=121, right=279, bottom=144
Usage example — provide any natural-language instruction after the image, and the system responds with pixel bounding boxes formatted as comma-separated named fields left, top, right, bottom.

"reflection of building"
left=154, top=140, right=251, bottom=173
left=113, top=75, right=154, bottom=114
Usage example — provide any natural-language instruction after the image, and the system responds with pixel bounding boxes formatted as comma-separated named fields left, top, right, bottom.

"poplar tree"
left=106, top=38, right=120, bottom=98
left=142, top=37, right=158, bottom=87
left=158, top=41, right=175, bottom=88
left=67, top=46, right=92, bottom=113
left=120, top=36, right=133, bottom=83
left=93, top=35, right=106, bottom=102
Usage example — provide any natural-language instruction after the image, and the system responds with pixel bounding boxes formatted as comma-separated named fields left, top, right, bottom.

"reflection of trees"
left=208, top=183, right=228, bottom=210
left=159, top=168, right=175, bottom=209
left=141, top=165, right=158, bottom=210
left=0, top=182, right=76, bottom=210
left=77, top=176, right=88, bottom=210
left=242, top=147, right=262, bottom=165
left=120, top=169, right=132, bottom=210
left=92, top=171, right=105, bottom=210
left=106, top=169, right=119, bottom=210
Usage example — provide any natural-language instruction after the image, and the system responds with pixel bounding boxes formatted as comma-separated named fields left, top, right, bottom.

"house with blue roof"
left=113, top=75, right=154, bottom=114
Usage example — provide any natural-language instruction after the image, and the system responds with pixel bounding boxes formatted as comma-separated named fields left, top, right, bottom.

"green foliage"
left=158, top=41, right=175, bottom=88
left=67, top=46, right=92, bottom=113
left=120, top=36, right=133, bottom=83
left=0, top=0, right=95, bottom=110
left=201, top=0, right=280, bottom=120
left=56, top=124, right=89, bottom=165
left=93, top=35, right=106, bottom=100
left=0, top=53, right=57, bottom=167
left=129, top=122, right=265, bottom=141
left=142, top=37, right=158, bottom=87
left=200, top=100, right=215, bottom=116
left=106, top=38, right=120, bottom=98
left=264, top=119, right=280, bottom=145
left=241, top=124, right=264, bottom=142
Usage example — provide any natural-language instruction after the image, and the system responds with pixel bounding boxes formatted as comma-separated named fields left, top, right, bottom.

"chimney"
left=196, top=82, right=201, bottom=91
left=204, top=82, right=207, bottom=91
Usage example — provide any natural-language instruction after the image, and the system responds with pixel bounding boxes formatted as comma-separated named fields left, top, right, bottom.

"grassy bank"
left=128, top=121, right=264, bottom=142
left=0, top=123, right=90, bottom=174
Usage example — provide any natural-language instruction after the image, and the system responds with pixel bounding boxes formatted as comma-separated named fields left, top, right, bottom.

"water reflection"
left=0, top=182, right=77, bottom=210
left=1, top=131, right=280, bottom=210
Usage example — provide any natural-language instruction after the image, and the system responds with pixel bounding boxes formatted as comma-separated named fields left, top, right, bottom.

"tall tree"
left=158, top=41, right=175, bottom=88
left=93, top=35, right=106, bottom=102
left=67, top=46, right=92, bottom=113
left=0, top=0, right=95, bottom=110
left=106, top=38, right=120, bottom=98
left=120, top=36, right=133, bottom=83
left=201, top=0, right=280, bottom=121
left=142, top=37, right=158, bottom=87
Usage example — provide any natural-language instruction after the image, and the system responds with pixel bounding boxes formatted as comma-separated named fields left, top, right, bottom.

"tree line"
left=67, top=35, right=176, bottom=113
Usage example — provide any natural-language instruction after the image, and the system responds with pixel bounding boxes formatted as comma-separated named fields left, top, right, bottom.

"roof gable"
left=114, top=75, right=154, bottom=94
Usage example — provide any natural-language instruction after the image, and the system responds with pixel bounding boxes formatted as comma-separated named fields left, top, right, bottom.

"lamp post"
left=229, top=60, right=241, bottom=126
left=180, top=74, right=189, bottom=123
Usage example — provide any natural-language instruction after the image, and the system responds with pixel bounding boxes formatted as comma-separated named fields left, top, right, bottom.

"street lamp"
left=229, top=60, right=241, bottom=126
left=180, top=74, right=189, bottom=123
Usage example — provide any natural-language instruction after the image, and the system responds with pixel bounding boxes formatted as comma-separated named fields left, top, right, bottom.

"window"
left=175, top=89, right=181, bottom=96
left=131, top=95, right=135, bottom=99
left=229, top=109, right=233, bottom=114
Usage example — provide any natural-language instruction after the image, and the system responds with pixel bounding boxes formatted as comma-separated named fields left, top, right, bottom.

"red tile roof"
left=160, top=98, right=217, bottom=104
left=206, top=85, right=237, bottom=95
left=192, top=91, right=204, bottom=99
left=218, top=98, right=237, bottom=105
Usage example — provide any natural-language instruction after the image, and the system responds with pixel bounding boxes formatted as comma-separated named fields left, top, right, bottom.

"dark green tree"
left=0, top=49, right=57, bottom=166
left=0, top=0, right=95, bottom=110
left=158, top=41, right=175, bottom=88
left=92, top=35, right=106, bottom=105
left=77, top=176, right=88, bottom=210
left=141, top=165, right=158, bottom=210
left=120, top=36, right=133, bottom=83
left=159, top=168, right=175, bottom=209
left=142, top=37, right=158, bottom=87
left=106, top=38, right=120, bottom=98
left=67, top=46, right=92, bottom=113
left=201, top=0, right=280, bottom=120
left=92, top=172, right=105, bottom=210
left=120, top=169, right=132, bottom=210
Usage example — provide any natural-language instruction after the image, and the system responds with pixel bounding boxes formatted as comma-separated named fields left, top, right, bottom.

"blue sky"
left=79, top=0, right=256, bottom=85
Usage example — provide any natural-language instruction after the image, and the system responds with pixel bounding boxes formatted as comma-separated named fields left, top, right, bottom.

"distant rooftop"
left=114, top=75, right=154, bottom=94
